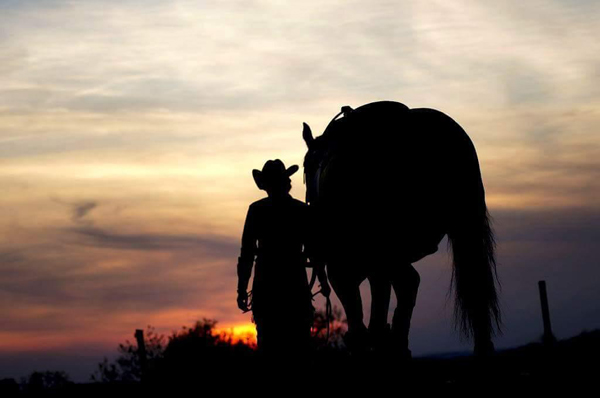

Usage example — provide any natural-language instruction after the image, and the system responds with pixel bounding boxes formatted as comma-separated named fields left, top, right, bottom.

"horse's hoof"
left=369, top=324, right=392, bottom=353
left=343, top=328, right=370, bottom=354
left=400, top=348, right=412, bottom=360
left=389, top=341, right=412, bottom=361
left=474, top=340, right=495, bottom=358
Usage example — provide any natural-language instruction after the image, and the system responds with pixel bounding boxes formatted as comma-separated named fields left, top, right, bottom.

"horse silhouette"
left=302, top=101, right=501, bottom=356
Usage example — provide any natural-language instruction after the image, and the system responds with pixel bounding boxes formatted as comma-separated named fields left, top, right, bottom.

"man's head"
left=253, top=159, right=298, bottom=195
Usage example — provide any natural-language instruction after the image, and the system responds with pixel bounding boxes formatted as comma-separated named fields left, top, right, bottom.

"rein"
left=308, top=263, right=332, bottom=342
left=312, top=288, right=333, bottom=342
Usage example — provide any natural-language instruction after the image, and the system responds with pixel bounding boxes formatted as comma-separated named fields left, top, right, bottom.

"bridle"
left=304, top=105, right=354, bottom=205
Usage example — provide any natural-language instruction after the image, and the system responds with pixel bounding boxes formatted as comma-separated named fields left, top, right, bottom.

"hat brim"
left=252, top=169, right=264, bottom=190
left=286, top=165, right=299, bottom=176
left=252, top=164, right=299, bottom=191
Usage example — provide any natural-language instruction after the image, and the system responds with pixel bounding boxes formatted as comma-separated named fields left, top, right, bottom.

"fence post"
left=135, top=329, right=148, bottom=382
left=538, top=281, right=556, bottom=346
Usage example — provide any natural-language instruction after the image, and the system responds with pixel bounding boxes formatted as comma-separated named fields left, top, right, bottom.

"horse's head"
left=302, top=122, right=326, bottom=205
left=302, top=106, right=354, bottom=204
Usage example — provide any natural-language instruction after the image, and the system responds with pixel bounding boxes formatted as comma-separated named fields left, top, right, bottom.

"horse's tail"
left=446, top=125, right=501, bottom=346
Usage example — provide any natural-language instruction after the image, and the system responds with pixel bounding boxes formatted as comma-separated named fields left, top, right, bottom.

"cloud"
left=63, top=225, right=238, bottom=255
left=1, top=0, right=598, bottom=114
left=72, top=201, right=97, bottom=221
left=0, top=227, right=240, bottom=334
left=48, top=198, right=99, bottom=224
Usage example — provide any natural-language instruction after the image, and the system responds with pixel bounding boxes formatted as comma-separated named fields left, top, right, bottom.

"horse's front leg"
left=327, top=260, right=368, bottom=353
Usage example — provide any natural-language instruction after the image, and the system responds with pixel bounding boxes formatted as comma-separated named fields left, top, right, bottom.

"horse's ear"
left=302, top=122, right=314, bottom=148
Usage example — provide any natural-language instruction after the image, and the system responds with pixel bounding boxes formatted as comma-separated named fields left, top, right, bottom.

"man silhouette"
left=237, top=159, right=330, bottom=358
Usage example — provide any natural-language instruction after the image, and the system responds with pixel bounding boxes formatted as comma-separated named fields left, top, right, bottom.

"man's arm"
left=237, top=205, right=257, bottom=311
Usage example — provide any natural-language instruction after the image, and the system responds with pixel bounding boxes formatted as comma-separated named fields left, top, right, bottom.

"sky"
left=1, top=0, right=599, bottom=382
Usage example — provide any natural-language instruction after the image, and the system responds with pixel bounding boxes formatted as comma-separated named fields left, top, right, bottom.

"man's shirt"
left=238, top=194, right=318, bottom=297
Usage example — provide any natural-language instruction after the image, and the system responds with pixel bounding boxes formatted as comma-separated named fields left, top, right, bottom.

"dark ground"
left=2, top=330, right=598, bottom=396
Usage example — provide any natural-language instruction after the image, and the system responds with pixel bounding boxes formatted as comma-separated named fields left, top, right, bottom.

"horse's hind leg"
left=368, top=275, right=392, bottom=350
left=390, top=264, right=420, bottom=358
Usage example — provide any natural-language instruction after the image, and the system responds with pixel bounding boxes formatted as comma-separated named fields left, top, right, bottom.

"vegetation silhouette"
left=312, top=305, right=346, bottom=349
left=90, top=308, right=345, bottom=389
left=302, top=101, right=501, bottom=356
left=3, top=323, right=599, bottom=394
left=19, top=371, right=73, bottom=395
left=92, top=326, right=166, bottom=383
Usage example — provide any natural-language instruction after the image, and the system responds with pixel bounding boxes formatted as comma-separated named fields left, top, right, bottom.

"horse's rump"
left=316, top=102, right=470, bottom=263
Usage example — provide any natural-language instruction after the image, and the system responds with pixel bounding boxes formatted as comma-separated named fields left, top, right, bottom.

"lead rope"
left=303, top=106, right=354, bottom=343
left=311, top=284, right=333, bottom=342
left=242, top=290, right=253, bottom=313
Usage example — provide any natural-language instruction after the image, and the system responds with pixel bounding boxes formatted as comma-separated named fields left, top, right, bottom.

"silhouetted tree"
left=156, top=318, right=254, bottom=382
left=0, top=378, right=19, bottom=396
left=91, top=319, right=255, bottom=385
left=20, top=371, right=72, bottom=393
left=91, top=315, right=353, bottom=387
left=91, top=326, right=166, bottom=383
left=312, top=305, right=347, bottom=349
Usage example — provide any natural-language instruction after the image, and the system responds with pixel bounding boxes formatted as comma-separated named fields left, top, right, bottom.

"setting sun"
left=215, top=323, right=257, bottom=346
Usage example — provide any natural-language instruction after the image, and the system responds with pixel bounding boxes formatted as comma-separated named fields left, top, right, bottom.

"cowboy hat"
left=252, top=159, right=299, bottom=190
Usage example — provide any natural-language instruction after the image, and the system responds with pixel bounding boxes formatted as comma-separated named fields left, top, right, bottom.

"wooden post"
left=538, top=281, right=556, bottom=345
left=135, top=329, right=148, bottom=382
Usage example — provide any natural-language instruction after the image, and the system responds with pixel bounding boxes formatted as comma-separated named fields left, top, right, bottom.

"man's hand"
left=237, top=290, right=249, bottom=312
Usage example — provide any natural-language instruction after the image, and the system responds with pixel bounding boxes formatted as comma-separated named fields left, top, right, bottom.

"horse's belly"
left=321, top=199, right=446, bottom=266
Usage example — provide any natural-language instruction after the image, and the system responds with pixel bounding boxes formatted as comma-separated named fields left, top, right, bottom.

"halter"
left=304, top=105, right=354, bottom=204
